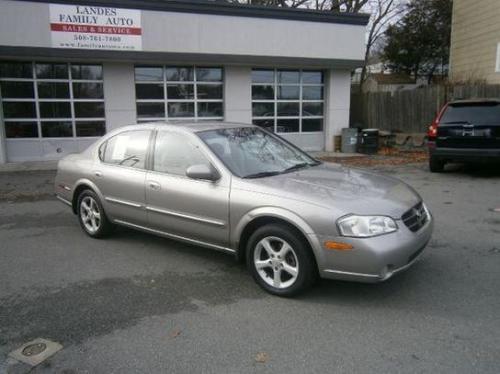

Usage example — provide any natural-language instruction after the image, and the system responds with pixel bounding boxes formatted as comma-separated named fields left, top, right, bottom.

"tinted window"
left=0, top=81, right=34, bottom=98
left=103, top=130, right=151, bottom=169
left=153, top=131, right=209, bottom=176
left=441, top=103, right=500, bottom=125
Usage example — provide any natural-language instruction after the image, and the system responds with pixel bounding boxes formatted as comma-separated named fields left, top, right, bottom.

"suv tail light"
left=427, top=121, right=438, bottom=140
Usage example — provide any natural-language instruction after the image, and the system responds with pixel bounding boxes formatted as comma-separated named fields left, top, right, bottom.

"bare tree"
left=225, top=0, right=404, bottom=90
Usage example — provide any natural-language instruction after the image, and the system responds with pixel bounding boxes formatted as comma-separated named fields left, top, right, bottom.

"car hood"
left=237, top=163, right=421, bottom=219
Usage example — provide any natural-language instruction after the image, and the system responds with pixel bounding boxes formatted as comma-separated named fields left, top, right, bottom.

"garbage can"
left=341, top=128, right=358, bottom=153
left=358, top=129, right=379, bottom=154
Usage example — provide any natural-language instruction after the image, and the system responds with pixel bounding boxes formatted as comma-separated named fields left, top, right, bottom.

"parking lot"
left=1, top=162, right=499, bottom=373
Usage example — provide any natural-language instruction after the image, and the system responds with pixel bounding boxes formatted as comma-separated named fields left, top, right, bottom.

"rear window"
left=441, top=103, right=500, bottom=124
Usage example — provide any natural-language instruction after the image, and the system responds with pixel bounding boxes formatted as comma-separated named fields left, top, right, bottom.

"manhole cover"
left=22, top=343, right=47, bottom=356
left=9, top=338, right=62, bottom=366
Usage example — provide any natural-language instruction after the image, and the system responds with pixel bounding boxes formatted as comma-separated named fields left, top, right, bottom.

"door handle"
left=94, top=171, right=102, bottom=177
left=148, top=181, right=161, bottom=190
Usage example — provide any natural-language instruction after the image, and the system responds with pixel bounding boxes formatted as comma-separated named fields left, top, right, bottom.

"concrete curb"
left=0, top=161, right=58, bottom=172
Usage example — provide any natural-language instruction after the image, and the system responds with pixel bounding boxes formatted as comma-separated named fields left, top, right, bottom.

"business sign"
left=49, top=4, right=142, bottom=51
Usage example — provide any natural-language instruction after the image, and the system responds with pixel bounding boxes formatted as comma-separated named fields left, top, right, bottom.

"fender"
left=231, top=206, right=320, bottom=252
left=72, top=178, right=106, bottom=212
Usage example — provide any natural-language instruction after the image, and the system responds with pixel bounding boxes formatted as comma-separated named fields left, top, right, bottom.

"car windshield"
left=197, top=127, right=319, bottom=178
left=441, top=103, right=500, bottom=125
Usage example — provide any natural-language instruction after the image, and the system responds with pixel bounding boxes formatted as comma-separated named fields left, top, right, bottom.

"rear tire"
left=77, top=189, right=113, bottom=238
left=429, top=156, right=445, bottom=173
left=246, top=224, right=316, bottom=297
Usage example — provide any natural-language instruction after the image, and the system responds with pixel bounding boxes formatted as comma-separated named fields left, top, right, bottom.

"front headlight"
left=337, top=215, right=398, bottom=238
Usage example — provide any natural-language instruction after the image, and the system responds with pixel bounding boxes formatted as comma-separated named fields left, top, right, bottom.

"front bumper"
left=311, top=215, right=433, bottom=283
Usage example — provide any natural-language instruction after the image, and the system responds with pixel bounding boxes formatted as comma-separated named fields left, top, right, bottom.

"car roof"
left=114, top=121, right=256, bottom=134
left=448, top=98, right=500, bottom=105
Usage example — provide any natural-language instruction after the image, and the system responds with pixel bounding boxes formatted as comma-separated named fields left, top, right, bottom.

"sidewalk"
left=0, top=160, right=58, bottom=173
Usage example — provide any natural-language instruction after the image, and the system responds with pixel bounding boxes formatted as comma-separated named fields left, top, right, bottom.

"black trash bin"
left=358, top=129, right=379, bottom=154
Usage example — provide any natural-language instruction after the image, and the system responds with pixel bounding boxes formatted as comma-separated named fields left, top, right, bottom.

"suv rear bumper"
left=429, top=143, right=500, bottom=161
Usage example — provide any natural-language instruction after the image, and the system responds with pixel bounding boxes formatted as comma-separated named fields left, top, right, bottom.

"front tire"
left=77, top=189, right=113, bottom=238
left=246, top=224, right=316, bottom=297
left=429, top=156, right=445, bottom=173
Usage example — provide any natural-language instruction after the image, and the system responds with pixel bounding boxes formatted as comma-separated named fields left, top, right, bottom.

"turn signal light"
left=324, top=241, right=353, bottom=251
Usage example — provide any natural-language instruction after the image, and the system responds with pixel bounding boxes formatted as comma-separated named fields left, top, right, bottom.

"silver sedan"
left=55, top=122, right=433, bottom=296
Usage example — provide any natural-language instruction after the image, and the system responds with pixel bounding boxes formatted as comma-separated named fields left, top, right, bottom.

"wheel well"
left=237, top=216, right=317, bottom=269
left=72, top=184, right=92, bottom=214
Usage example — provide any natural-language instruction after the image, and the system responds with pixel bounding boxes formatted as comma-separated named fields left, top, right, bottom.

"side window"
left=103, top=130, right=151, bottom=169
left=153, top=131, right=210, bottom=176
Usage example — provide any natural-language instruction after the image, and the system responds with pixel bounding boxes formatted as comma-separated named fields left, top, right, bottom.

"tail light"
left=427, top=121, right=438, bottom=140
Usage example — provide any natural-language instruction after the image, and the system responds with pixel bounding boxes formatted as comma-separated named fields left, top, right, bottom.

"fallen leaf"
left=169, top=328, right=181, bottom=338
left=255, top=352, right=269, bottom=363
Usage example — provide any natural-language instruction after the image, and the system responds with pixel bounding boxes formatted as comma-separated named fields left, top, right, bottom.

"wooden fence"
left=350, top=84, right=500, bottom=133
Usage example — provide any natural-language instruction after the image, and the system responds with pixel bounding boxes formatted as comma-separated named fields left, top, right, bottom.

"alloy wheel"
left=80, top=196, right=101, bottom=234
left=253, top=236, right=299, bottom=289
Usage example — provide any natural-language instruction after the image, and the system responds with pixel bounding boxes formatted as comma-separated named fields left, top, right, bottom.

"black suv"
left=427, top=99, right=500, bottom=172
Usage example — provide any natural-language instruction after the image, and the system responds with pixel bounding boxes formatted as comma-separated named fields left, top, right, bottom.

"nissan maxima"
left=55, top=122, right=433, bottom=296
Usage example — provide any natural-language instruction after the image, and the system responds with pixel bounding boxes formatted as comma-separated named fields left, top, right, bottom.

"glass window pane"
left=153, top=131, right=209, bottom=175
left=75, top=121, right=106, bottom=137
left=277, top=86, right=299, bottom=100
left=277, top=119, right=299, bottom=133
left=196, top=67, right=222, bottom=82
left=39, top=102, right=71, bottom=118
left=3, top=102, right=36, bottom=118
left=252, top=69, right=274, bottom=84
left=167, top=84, right=194, bottom=100
left=302, top=86, right=323, bottom=100
left=168, top=102, right=194, bottom=118
left=71, top=64, right=102, bottom=80
left=197, top=84, right=223, bottom=99
left=103, top=130, right=151, bottom=169
left=302, top=71, right=323, bottom=84
left=135, top=66, right=163, bottom=81
left=137, top=102, right=165, bottom=118
left=5, top=121, right=38, bottom=138
left=136, top=84, right=164, bottom=99
left=36, top=63, right=68, bottom=79
left=253, top=119, right=274, bottom=132
left=0, top=62, right=32, bottom=78
left=0, top=81, right=34, bottom=98
left=197, top=102, right=223, bottom=117
left=277, top=102, right=299, bottom=117
left=277, top=70, right=299, bottom=84
left=302, top=118, right=323, bottom=132
left=165, top=67, right=193, bottom=81
left=302, top=102, right=323, bottom=116
left=73, top=82, right=104, bottom=99
left=41, top=121, right=73, bottom=137
left=74, top=102, right=105, bottom=118
left=37, top=82, right=70, bottom=99
left=252, top=102, right=274, bottom=117
left=252, top=85, right=274, bottom=100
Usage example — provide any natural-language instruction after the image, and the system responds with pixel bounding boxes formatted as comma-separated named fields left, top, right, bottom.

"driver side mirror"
left=185, top=164, right=220, bottom=181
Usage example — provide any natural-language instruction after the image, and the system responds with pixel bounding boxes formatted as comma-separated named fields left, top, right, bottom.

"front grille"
left=401, top=202, right=429, bottom=232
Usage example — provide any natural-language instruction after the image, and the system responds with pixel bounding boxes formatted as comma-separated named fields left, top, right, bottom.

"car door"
left=94, top=129, right=152, bottom=226
left=145, top=129, right=230, bottom=248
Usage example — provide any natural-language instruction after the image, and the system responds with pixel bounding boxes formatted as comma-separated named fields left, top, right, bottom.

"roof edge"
left=15, top=0, right=370, bottom=26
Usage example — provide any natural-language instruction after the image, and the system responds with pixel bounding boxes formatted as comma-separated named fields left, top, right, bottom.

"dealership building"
left=0, top=0, right=368, bottom=163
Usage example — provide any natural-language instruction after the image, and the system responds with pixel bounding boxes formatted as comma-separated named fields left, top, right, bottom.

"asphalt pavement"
left=1, top=163, right=499, bottom=373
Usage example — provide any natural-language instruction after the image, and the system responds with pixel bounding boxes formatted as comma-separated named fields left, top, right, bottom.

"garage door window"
left=0, top=61, right=106, bottom=138
left=251, top=69, right=324, bottom=133
left=135, top=66, right=223, bottom=122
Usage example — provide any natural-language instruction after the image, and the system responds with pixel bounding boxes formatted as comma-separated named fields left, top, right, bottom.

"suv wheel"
left=429, top=156, right=445, bottom=173
left=246, top=224, right=316, bottom=296
left=77, top=189, right=113, bottom=238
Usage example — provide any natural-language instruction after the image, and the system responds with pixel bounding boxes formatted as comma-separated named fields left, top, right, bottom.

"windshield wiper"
left=242, top=170, right=282, bottom=179
left=281, top=162, right=311, bottom=173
